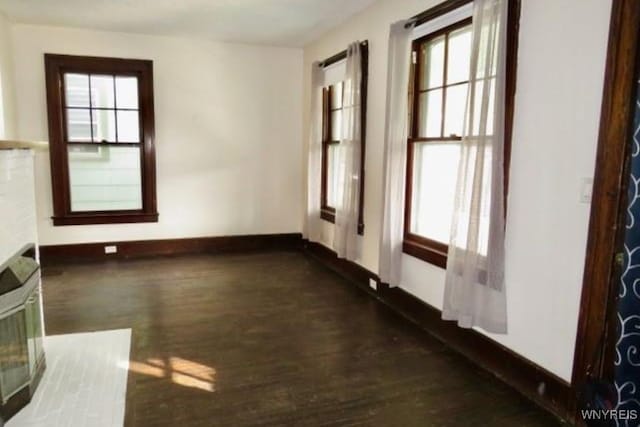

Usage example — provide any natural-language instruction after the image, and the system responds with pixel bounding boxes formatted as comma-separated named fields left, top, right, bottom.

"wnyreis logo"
left=581, top=409, right=639, bottom=421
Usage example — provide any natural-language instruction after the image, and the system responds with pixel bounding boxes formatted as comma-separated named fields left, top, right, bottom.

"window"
left=321, top=82, right=343, bottom=215
left=320, top=44, right=368, bottom=234
left=45, top=54, right=158, bottom=226
left=404, top=0, right=519, bottom=267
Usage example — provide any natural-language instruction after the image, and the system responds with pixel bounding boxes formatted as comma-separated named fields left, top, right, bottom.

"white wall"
left=303, top=0, right=612, bottom=382
left=0, top=150, right=37, bottom=264
left=0, top=12, right=16, bottom=138
left=10, top=24, right=303, bottom=245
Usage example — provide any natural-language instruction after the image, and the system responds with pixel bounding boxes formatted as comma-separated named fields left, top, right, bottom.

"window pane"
left=447, top=25, right=472, bottom=84
left=420, top=36, right=445, bottom=90
left=468, top=78, right=496, bottom=135
left=64, top=74, right=90, bottom=107
left=68, top=145, right=142, bottom=212
left=331, top=110, right=342, bottom=141
left=90, top=75, right=115, bottom=108
left=418, top=89, right=442, bottom=137
left=66, top=108, right=92, bottom=141
left=330, top=82, right=343, bottom=109
left=326, top=143, right=343, bottom=208
left=117, top=110, right=140, bottom=143
left=444, top=83, right=468, bottom=137
left=92, top=109, right=116, bottom=142
left=410, top=141, right=460, bottom=243
left=115, top=76, right=139, bottom=109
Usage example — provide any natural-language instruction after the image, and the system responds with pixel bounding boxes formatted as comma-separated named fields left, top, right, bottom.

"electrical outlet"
left=369, top=278, right=377, bottom=291
left=104, top=245, right=117, bottom=254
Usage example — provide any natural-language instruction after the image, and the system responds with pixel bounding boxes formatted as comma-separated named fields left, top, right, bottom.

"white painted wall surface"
left=0, top=12, right=16, bottom=138
left=10, top=24, right=303, bottom=245
left=302, top=0, right=612, bottom=381
left=0, top=150, right=37, bottom=264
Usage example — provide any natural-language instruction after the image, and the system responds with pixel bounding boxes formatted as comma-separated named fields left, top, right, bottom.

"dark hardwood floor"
left=41, top=251, right=563, bottom=426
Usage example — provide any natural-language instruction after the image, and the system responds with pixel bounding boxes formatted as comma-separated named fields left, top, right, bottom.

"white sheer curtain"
left=379, top=20, right=415, bottom=286
left=442, top=0, right=509, bottom=333
left=304, top=62, right=323, bottom=242
left=333, top=42, right=363, bottom=260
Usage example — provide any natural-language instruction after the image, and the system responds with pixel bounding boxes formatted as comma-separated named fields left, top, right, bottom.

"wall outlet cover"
left=104, top=245, right=117, bottom=254
left=369, top=278, right=377, bottom=291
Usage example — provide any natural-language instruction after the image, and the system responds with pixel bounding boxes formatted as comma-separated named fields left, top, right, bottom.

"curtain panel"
left=442, top=0, right=509, bottom=333
left=333, top=42, right=363, bottom=260
left=304, top=62, right=323, bottom=243
left=379, top=20, right=415, bottom=286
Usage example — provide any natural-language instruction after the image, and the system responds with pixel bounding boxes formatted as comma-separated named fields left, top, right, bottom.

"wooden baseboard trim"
left=303, top=239, right=572, bottom=422
left=40, top=233, right=303, bottom=264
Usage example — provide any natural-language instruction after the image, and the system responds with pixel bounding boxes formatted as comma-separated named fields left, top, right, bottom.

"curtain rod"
left=319, top=40, right=368, bottom=68
left=405, top=0, right=472, bottom=28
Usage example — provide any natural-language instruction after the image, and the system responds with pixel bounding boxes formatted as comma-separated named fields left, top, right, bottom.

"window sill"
left=52, top=212, right=159, bottom=226
left=320, top=208, right=364, bottom=235
left=320, top=208, right=335, bottom=224
left=403, top=237, right=447, bottom=269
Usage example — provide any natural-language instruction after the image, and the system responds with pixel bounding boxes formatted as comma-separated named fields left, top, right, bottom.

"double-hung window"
left=404, top=0, right=518, bottom=267
left=319, top=44, right=369, bottom=234
left=45, top=54, right=158, bottom=226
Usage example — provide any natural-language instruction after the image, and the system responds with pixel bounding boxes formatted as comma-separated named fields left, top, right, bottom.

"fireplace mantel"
left=0, top=140, right=48, bottom=151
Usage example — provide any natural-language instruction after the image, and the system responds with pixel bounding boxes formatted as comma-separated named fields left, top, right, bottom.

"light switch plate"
left=580, top=177, right=594, bottom=203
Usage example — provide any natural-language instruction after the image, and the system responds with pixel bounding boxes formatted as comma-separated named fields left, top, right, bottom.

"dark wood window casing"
left=319, top=43, right=368, bottom=235
left=45, top=54, right=158, bottom=226
left=403, top=0, right=520, bottom=268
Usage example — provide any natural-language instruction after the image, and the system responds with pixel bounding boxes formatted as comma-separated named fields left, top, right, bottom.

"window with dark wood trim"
left=320, top=43, right=368, bottom=235
left=403, top=0, right=520, bottom=268
left=44, top=54, right=158, bottom=226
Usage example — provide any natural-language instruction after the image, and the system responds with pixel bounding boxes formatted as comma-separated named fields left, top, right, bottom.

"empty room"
left=0, top=0, right=638, bottom=425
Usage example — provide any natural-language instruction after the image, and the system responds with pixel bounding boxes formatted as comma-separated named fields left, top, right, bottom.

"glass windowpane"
left=331, top=110, right=342, bottom=141
left=447, top=25, right=472, bottom=84
left=92, top=109, right=116, bottom=142
left=116, top=110, right=140, bottom=143
left=418, top=89, right=442, bottom=137
left=90, top=75, right=115, bottom=108
left=410, top=142, right=461, bottom=243
left=66, top=108, right=92, bottom=142
left=68, top=145, right=142, bottom=212
left=326, top=143, right=343, bottom=208
left=64, top=74, right=90, bottom=107
left=420, top=36, right=445, bottom=90
left=330, top=82, right=343, bottom=109
left=115, top=76, right=139, bottom=109
left=444, top=83, right=468, bottom=137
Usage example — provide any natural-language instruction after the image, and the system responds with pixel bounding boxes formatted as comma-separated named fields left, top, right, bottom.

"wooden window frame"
left=319, top=43, right=369, bottom=235
left=403, top=0, right=520, bottom=268
left=44, top=54, right=158, bottom=226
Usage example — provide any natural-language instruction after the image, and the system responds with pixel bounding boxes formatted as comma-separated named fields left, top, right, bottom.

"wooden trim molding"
left=303, top=240, right=570, bottom=422
left=408, top=0, right=473, bottom=28
left=40, top=233, right=303, bottom=264
left=570, top=0, right=640, bottom=422
left=44, top=54, right=158, bottom=226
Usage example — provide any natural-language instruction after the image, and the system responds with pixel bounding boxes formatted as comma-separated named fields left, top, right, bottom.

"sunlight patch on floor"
left=123, top=356, right=216, bottom=393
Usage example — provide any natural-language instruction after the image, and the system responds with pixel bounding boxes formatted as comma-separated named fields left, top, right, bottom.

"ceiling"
left=0, top=0, right=377, bottom=47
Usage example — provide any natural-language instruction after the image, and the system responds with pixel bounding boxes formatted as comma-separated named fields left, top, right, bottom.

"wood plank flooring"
left=41, top=251, right=563, bottom=426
